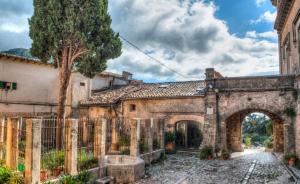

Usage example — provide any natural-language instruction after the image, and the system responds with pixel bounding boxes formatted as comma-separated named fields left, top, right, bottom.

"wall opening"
left=175, top=120, right=202, bottom=150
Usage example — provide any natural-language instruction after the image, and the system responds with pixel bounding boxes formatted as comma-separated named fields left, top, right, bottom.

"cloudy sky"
left=0, top=0, right=278, bottom=82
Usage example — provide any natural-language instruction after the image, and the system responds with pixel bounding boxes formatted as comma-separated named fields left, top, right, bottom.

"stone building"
left=272, top=0, right=300, bottom=156
left=0, top=53, right=132, bottom=117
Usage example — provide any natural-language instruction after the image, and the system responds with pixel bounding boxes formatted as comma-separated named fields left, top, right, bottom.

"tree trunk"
left=56, top=48, right=72, bottom=149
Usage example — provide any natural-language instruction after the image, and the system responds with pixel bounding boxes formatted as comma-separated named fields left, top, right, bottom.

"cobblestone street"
left=136, top=149, right=296, bottom=184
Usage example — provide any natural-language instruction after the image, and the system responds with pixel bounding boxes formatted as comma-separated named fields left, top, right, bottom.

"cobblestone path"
left=136, top=149, right=296, bottom=184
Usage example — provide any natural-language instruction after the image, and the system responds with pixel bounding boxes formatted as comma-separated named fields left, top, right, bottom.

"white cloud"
left=251, top=11, right=277, bottom=24
left=108, top=0, right=279, bottom=81
left=246, top=30, right=277, bottom=39
left=256, top=0, right=267, bottom=7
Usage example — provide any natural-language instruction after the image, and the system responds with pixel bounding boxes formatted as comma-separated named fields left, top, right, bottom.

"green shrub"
left=264, top=137, right=273, bottom=149
left=118, top=134, right=130, bottom=147
left=139, top=139, right=149, bottom=154
left=153, top=138, right=160, bottom=150
left=283, top=152, right=298, bottom=164
left=198, top=145, right=213, bottom=160
left=41, top=150, right=64, bottom=170
left=245, top=135, right=251, bottom=148
left=77, top=149, right=98, bottom=170
left=164, top=132, right=175, bottom=144
left=120, top=148, right=130, bottom=155
left=221, top=149, right=230, bottom=160
left=0, top=166, right=24, bottom=184
left=59, top=171, right=92, bottom=184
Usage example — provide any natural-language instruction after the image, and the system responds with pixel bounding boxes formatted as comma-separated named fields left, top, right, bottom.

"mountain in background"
left=1, top=48, right=35, bottom=59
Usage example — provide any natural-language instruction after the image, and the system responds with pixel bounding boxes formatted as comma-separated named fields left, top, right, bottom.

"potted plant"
left=220, top=149, right=230, bottom=160
left=283, top=152, right=298, bottom=166
left=42, top=150, right=64, bottom=177
left=165, top=132, right=175, bottom=153
left=198, top=146, right=213, bottom=160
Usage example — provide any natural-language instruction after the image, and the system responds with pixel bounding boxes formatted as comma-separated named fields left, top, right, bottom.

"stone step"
left=95, top=176, right=114, bottom=184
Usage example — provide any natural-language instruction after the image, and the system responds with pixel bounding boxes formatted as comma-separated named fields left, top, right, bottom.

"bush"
left=77, top=149, right=98, bottom=170
left=41, top=150, right=64, bottom=170
left=59, top=171, right=92, bottom=184
left=153, top=138, right=160, bottom=150
left=165, top=132, right=175, bottom=144
left=264, top=137, right=273, bottom=149
left=0, top=166, right=24, bottom=184
left=245, top=135, right=251, bottom=148
left=120, top=148, right=130, bottom=155
left=139, top=139, right=149, bottom=154
left=117, top=134, right=130, bottom=147
left=198, top=145, right=213, bottom=160
left=283, top=152, right=298, bottom=164
left=221, top=149, right=230, bottom=160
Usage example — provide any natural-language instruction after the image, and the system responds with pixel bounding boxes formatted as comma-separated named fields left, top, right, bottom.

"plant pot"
left=40, top=170, right=47, bottom=181
left=288, top=157, right=296, bottom=166
left=208, top=155, right=213, bottom=160
left=52, top=167, right=63, bottom=177
left=166, top=142, right=174, bottom=151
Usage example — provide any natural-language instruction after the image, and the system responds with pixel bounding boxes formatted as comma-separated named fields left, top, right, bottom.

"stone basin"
left=105, top=155, right=145, bottom=183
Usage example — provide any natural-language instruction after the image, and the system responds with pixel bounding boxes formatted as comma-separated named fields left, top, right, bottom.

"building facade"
left=0, top=53, right=131, bottom=117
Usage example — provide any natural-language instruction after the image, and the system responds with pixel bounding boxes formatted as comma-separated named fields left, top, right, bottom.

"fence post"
left=6, top=117, right=19, bottom=169
left=160, top=119, right=165, bottom=149
left=64, top=119, right=78, bottom=175
left=148, top=118, right=154, bottom=152
left=130, top=118, right=141, bottom=156
left=0, top=117, right=5, bottom=160
left=25, top=119, right=42, bottom=184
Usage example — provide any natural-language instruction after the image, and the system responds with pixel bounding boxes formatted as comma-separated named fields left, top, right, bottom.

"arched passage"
left=225, top=109, right=284, bottom=152
left=175, top=120, right=203, bottom=149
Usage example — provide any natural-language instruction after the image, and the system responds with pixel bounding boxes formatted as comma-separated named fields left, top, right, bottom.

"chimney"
left=205, top=68, right=223, bottom=80
left=122, top=71, right=133, bottom=80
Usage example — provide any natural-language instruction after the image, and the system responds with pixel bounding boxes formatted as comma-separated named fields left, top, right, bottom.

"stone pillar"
left=0, top=117, right=5, bottom=159
left=6, top=117, right=19, bottom=169
left=184, top=122, right=188, bottom=148
left=94, top=118, right=107, bottom=159
left=148, top=118, right=154, bottom=152
left=159, top=119, right=165, bottom=149
left=82, top=118, right=89, bottom=147
left=111, top=118, right=118, bottom=151
left=64, top=119, right=78, bottom=175
left=130, top=118, right=141, bottom=156
left=25, top=119, right=42, bottom=184
left=283, top=123, right=295, bottom=153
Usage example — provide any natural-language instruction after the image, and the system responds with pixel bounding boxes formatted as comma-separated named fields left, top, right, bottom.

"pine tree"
left=29, top=0, right=122, bottom=119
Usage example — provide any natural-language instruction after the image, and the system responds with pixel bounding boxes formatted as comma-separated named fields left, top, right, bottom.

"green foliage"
left=264, top=137, right=273, bottom=149
left=139, top=139, right=149, bottom=154
left=41, top=150, right=64, bottom=170
left=0, top=166, right=24, bottom=184
left=120, top=148, right=130, bottom=155
left=198, top=145, right=213, bottom=160
left=284, top=107, right=296, bottom=119
left=296, top=159, right=300, bottom=170
left=245, top=135, right=251, bottom=148
left=59, top=171, right=91, bottom=184
left=265, top=121, right=273, bottom=137
left=283, top=152, right=298, bottom=164
left=221, top=149, right=230, bottom=160
left=153, top=138, right=160, bottom=150
left=29, top=0, right=122, bottom=78
left=165, top=132, right=175, bottom=144
left=118, top=134, right=130, bottom=147
left=77, top=150, right=98, bottom=170
left=1, top=48, right=34, bottom=59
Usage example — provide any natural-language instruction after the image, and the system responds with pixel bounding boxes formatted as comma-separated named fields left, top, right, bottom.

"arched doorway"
left=175, top=121, right=203, bottom=149
left=225, top=110, right=284, bottom=152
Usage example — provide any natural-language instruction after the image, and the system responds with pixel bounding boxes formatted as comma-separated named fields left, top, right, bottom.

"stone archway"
left=224, top=109, right=285, bottom=152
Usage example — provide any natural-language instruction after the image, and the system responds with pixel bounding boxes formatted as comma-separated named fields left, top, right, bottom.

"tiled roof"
left=81, top=81, right=206, bottom=106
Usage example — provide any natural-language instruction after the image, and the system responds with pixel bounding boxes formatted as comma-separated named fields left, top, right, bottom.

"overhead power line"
left=119, top=35, right=202, bottom=80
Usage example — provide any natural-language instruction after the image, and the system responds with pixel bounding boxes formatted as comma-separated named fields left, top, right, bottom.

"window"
left=129, top=104, right=136, bottom=112
left=0, top=81, right=17, bottom=90
left=80, top=82, right=85, bottom=87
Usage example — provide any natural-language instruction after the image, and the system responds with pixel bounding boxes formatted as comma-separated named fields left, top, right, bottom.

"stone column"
left=148, top=118, right=154, bottom=152
left=283, top=122, right=295, bottom=153
left=82, top=118, right=89, bottom=147
left=6, top=117, right=19, bottom=169
left=159, top=119, right=165, bottom=149
left=0, top=117, right=5, bottom=159
left=64, top=119, right=78, bottom=175
left=130, top=118, right=141, bottom=156
left=25, top=119, right=42, bottom=184
left=111, top=118, right=118, bottom=151
left=94, top=118, right=107, bottom=159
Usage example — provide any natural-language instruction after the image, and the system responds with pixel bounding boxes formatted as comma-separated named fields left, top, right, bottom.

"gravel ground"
left=135, top=149, right=295, bottom=184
